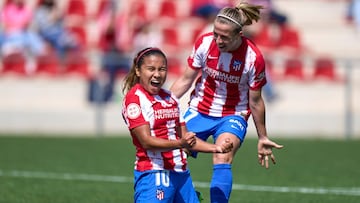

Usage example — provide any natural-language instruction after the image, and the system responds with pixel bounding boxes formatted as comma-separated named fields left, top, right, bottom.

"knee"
left=213, top=153, right=233, bottom=164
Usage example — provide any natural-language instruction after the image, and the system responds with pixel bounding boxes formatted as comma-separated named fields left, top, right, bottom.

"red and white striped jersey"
left=187, top=33, right=267, bottom=120
left=122, top=84, right=188, bottom=172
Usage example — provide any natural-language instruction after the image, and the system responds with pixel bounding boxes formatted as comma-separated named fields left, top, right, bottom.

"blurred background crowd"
left=0, top=0, right=359, bottom=137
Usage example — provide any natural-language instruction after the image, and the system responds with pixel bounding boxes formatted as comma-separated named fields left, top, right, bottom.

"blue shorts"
left=134, top=170, right=199, bottom=203
left=184, top=108, right=248, bottom=156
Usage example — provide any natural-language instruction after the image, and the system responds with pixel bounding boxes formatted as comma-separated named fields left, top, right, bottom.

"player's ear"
left=135, top=66, right=140, bottom=77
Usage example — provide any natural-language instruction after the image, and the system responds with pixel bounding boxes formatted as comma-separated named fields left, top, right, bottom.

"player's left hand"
left=257, top=137, right=283, bottom=169
left=181, top=131, right=197, bottom=148
left=216, top=138, right=233, bottom=153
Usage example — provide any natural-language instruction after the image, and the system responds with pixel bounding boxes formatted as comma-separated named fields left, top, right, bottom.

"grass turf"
left=0, top=135, right=359, bottom=203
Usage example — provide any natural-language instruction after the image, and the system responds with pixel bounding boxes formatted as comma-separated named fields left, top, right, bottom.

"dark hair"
left=134, top=47, right=166, bottom=67
left=122, top=47, right=167, bottom=93
left=41, top=0, right=55, bottom=8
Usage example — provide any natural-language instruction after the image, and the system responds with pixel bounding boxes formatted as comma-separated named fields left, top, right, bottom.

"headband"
left=217, top=14, right=242, bottom=28
left=135, top=47, right=163, bottom=66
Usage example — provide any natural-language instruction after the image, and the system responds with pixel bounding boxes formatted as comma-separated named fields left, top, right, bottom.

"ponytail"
left=216, top=1, right=263, bottom=30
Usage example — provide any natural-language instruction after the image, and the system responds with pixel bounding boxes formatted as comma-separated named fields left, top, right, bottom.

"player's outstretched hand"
left=257, top=137, right=283, bottom=169
left=216, top=138, right=233, bottom=153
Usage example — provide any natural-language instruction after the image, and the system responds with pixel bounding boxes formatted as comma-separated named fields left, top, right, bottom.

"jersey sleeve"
left=187, top=47, right=203, bottom=70
left=122, top=94, right=149, bottom=130
left=187, top=33, right=213, bottom=70
left=248, top=54, right=267, bottom=91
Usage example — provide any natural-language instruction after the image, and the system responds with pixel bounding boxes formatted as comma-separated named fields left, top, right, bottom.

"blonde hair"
left=216, top=1, right=263, bottom=32
left=122, top=47, right=167, bottom=94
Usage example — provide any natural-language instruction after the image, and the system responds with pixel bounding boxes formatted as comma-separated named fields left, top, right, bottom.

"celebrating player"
left=170, top=2, right=284, bottom=202
left=122, top=47, right=233, bottom=202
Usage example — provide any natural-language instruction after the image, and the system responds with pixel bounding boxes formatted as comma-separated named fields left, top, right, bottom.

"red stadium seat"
left=95, top=0, right=109, bottom=17
left=1, top=53, right=27, bottom=76
left=283, top=57, right=305, bottom=80
left=278, top=25, right=302, bottom=53
left=129, top=0, right=148, bottom=23
left=312, top=57, right=338, bottom=81
left=67, top=25, right=88, bottom=48
left=63, top=50, right=90, bottom=78
left=252, top=24, right=277, bottom=49
left=264, top=58, right=280, bottom=81
left=159, top=0, right=177, bottom=18
left=66, top=0, right=86, bottom=17
left=167, top=57, right=183, bottom=76
left=162, top=27, right=179, bottom=47
left=64, top=0, right=87, bottom=28
left=161, top=27, right=181, bottom=55
left=35, top=51, right=60, bottom=77
left=191, top=23, right=206, bottom=43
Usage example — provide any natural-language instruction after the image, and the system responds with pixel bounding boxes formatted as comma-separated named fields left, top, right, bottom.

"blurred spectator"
left=193, top=4, right=220, bottom=35
left=0, top=0, right=46, bottom=73
left=97, top=0, right=131, bottom=71
left=88, top=0, right=131, bottom=103
left=346, top=0, right=360, bottom=33
left=33, top=0, right=79, bottom=61
left=191, top=0, right=232, bottom=16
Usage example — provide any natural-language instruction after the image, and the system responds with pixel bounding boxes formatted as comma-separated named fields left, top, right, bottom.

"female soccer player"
left=170, top=2, right=284, bottom=202
left=122, top=47, right=233, bottom=202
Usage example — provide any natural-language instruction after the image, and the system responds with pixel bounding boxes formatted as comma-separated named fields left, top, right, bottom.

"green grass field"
left=0, top=135, right=359, bottom=203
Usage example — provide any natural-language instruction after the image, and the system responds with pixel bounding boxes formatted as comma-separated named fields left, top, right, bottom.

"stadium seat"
left=161, top=26, right=181, bottom=55
left=67, top=25, right=88, bottom=48
left=190, top=19, right=208, bottom=43
left=162, top=27, right=179, bottom=47
left=64, top=0, right=87, bottom=28
left=35, top=51, right=60, bottom=77
left=312, top=57, right=338, bottom=81
left=66, top=0, right=86, bottom=17
left=129, top=0, right=148, bottom=23
left=1, top=53, right=27, bottom=76
left=252, top=24, right=277, bottom=49
left=278, top=25, right=303, bottom=55
left=167, top=56, right=183, bottom=76
left=159, top=0, right=177, bottom=19
left=283, top=57, right=305, bottom=80
left=63, top=50, right=90, bottom=78
left=95, top=0, right=111, bottom=17
left=264, top=58, right=280, bottom=81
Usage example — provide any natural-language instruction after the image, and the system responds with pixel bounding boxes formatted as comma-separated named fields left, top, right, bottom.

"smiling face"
left=213, top=20, right=242, bottom=52
left=135, top=54, right=167, bottom=95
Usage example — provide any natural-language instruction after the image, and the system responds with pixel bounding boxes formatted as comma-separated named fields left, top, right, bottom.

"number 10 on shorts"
left=155, top=170, right=170, bottom=187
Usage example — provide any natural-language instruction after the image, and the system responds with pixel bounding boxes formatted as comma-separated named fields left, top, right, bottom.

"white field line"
left=1, top=170, right=360, bottom=196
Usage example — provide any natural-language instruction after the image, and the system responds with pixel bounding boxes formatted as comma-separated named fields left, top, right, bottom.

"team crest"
left=126, top=103, right=141, bottom=119
left=154, top=95, right=174, bottom=108
left=165, top=95, right=175, bottom=104
left=233, top=60, right=242, bottom=71
left=156, top=189, right=165, bottom=200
